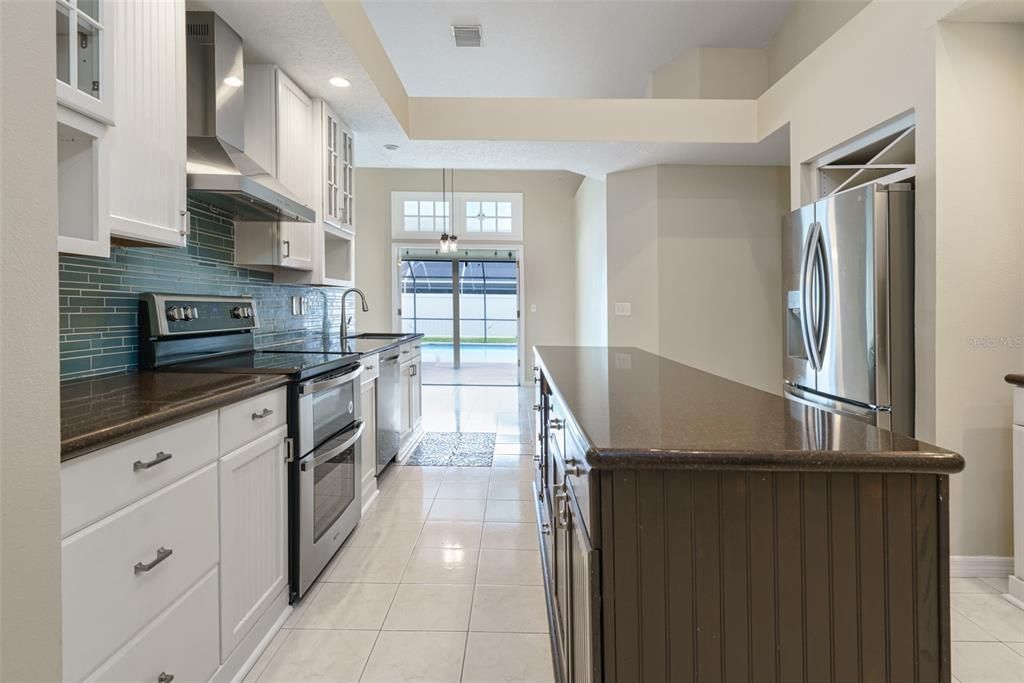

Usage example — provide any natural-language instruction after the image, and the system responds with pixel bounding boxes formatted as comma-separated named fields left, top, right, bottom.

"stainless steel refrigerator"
left=782, top=182, right=915, bottom=435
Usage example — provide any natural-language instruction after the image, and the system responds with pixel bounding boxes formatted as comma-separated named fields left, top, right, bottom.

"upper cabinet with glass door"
left=322, top=105, right=355, bottom=234
left=56, top=0, right=114, bottom=124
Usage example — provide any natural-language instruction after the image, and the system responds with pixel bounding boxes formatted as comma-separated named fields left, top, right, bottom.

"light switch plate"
left=530, top=304, right=537, bottom=313
left=614, top=302, right=632, bottom=316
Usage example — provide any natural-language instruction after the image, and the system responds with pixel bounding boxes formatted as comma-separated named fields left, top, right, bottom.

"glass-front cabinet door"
left=56, top=0, right=114, bottom=124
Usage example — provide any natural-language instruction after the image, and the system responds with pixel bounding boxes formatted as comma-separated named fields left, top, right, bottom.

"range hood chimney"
left=185, top=11, right=315, bottom=223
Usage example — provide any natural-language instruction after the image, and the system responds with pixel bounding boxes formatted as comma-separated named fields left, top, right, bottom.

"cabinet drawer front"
left=86, top=569, right=220, bottom=683
left=62, top=464, right=219, bottom=682
left=219, top=387, right=287, bottom=456
left=400, top=341, right=421, bottom=361
left=62, top=411, right=218, bottom=537
left=361, top=353, right=380, bottom=384
left=1015, top=387, right=1024, bottom=426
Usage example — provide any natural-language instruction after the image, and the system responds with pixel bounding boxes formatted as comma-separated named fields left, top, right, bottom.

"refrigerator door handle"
left=812, top=221, right=831, bottom=364
left=801, top=221, right=822, bottom=370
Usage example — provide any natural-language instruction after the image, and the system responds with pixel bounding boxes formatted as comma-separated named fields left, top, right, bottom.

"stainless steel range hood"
left=185, top=11, right=315, bottom=223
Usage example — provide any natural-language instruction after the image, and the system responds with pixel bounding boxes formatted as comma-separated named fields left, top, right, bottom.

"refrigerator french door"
left=782, top=183, right=915, bottom=436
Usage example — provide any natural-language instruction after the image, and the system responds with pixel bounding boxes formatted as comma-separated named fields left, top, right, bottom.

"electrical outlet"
left=530, top=304, right=537, bottom=313
left=614, top=302, right=632, bottom=316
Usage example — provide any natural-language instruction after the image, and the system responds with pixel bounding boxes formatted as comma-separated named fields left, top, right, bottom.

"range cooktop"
left=170, top=350, right=359, bottom=381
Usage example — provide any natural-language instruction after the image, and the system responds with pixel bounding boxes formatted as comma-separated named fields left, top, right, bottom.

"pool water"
left=421, top=342, right=518, bottom=364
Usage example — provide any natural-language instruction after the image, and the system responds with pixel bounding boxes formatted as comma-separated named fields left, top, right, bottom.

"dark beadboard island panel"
left=59, top=200, right=344, bottom=380
left=532, top=345, right=963, bottom=683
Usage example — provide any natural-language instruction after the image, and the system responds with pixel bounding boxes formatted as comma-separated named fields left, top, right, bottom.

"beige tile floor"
left=246, top=385, right=554, bottom=683
left=243, top=385, right=1022, bottom=683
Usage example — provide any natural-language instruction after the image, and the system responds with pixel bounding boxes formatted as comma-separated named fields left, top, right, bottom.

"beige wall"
left=353, top=169, right=582, bottom=378
left=649, top=48, right=768, bottom=100
left=656, top=166, right=789, bottom=394
left=606, top=166, right=660, bottom=352
left=573, top=177, right=608, bottom=346
left=605, top=165, right=788, bottom=394
left=0, top=0, right=63, bottom=678
left=933, top=22, right=1024, bottom=557
left=766, top=0, right=871, bottom=86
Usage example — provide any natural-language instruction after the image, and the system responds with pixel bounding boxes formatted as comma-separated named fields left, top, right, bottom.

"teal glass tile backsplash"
left=59, top=201, right=343, bottom=381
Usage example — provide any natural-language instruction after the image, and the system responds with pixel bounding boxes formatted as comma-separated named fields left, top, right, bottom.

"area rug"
left=407, top=432, right=496, bottom=467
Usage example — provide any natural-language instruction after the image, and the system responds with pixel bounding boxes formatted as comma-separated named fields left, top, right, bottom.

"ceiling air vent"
left=451, top=24, right=482, bottom=48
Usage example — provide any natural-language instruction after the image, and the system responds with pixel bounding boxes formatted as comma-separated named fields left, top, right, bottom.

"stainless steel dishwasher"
left=376, top=351, right=401, bottom=473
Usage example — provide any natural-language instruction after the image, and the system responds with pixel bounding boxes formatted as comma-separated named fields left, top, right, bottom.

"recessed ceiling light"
left=223, top=76, right=243, bottom=87
left=384, top=144, right=400, bottom=151
left=329, top=76, right=351, bottom=88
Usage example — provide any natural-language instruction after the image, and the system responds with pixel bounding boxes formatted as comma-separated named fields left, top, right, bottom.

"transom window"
left=402, top=200, right=451, bottom=233
left=465, top=201, right=513, bottom=233
left=392, top=191, right=523, bottom=241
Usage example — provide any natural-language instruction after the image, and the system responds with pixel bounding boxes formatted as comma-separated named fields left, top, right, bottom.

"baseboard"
left=396, top=427, right=425, bottom=464
left=950, top=555, right=1013, bottom=578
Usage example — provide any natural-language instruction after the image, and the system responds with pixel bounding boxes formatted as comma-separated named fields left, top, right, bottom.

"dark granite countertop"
left=535, top=345, right=964, bottom=474
left=1006, top=374, right=1024, bottom=387
left=61, top=372, right=289, bottom=462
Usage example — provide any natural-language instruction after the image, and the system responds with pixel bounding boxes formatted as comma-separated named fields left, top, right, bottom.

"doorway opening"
left=397, top=249, right=521, bottom=387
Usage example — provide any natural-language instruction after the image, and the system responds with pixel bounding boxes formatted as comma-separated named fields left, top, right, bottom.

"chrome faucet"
left=339, top=287, right=369, bottom=340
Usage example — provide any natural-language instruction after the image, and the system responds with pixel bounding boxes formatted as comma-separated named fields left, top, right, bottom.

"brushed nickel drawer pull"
left=133, top=451, right=172, bottom=472
left=158, top=673, right=174, bottom=683
left=252, top=408, right=274, bottom=420
left=134, top=547, right=173, bottom=574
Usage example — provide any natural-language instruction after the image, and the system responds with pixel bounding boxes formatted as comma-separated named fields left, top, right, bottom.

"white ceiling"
left=191, top=0, right=792, bottom=176
left=362, top=0, right=795, bottom=98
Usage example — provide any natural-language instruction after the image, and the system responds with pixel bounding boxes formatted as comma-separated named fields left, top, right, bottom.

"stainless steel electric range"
left=138, top=293, right=364, bottom=600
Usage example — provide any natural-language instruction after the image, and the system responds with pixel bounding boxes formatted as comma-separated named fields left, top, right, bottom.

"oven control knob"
left=166, top=306, right=183, bottom=322
left=245, top=307, right=254, bottom=319
left=182, top=306, right=195, bottom=321
left=231, top=306, right=244, bottom=319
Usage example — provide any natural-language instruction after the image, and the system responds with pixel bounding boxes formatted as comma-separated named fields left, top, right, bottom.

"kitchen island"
left=532, top=345, right=964, bottom=683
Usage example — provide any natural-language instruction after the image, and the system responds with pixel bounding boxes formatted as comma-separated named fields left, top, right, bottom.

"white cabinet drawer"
left=62, top=411, right=218, bottom=537
left=362, top=353, right=380, bottom=384
left=62, top=464, right=219, bottom=682
left=400, top=340, right=421, bottom=362
left=219, top=387, right=287, bottom=456
left=86, top=568, right=220, bottom=683
left=1014, top=387, right=1024, bottom=426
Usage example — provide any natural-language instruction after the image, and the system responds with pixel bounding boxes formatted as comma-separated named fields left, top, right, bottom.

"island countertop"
left=534, top=345, right=964, bottom=474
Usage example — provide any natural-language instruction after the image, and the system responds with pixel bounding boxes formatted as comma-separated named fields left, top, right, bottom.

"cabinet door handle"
left=554, top=488, right=569, bottom=528
left=541, top=522, right=551, bottom=536
left=179, top=209, right=190, bottom=238
left=158, top=673, right=174, bottom=683
left=134, top=547, right=173, bottom=574
left=252, top=408, right=274, bottom=420
left=282, top=240, right=291, bottom=258
left=410, top=365, right=418, bottom=377
left=133, top=451, right=172, bottom=472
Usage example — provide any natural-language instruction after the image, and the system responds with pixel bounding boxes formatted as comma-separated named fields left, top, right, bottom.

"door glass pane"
left=78, top=0, right=100, bottom=22
left=56, top=5, right=71, bottom=84
left=76, top=16, right=100, bottom=98
left=400, top=260, right=455, bottom=385
left=457, top=260, right=519, bottom=386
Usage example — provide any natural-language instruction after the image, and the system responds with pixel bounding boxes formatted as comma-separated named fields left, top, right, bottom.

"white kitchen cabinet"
left=410, top=357, right=422, bottom=433
left=218, top=425, right=288, bottom=659
left=56, top=0, right=114, bottom=124
left=398, top=342, right=423, bottom=450
left=237, top=65, right=314, bottom=271
left=105, top=0, right=189, bottom=247
left=1008, top=388, right=1024, bottom=606
left=62, top=389, right=291, bottom=683
left=360, top=369, right=379, bottom=509
left=322, top=103, right=354, bottom=232
left=399, top=359, right=412, bottom=441
left=58, top=107, right=110, bottom=256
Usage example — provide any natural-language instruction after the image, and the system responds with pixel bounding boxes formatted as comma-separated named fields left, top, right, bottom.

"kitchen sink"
left=350, top=333, right=409, bottom=340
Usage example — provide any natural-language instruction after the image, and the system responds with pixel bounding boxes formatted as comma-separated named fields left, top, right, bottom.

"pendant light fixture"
left=438, top=168, right=458, bottom=254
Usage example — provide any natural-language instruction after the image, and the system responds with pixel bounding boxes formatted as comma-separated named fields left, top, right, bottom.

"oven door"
left=297, top=419, right=364, bottom=596
left=297, top=364, right=363, bottom=456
